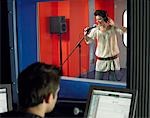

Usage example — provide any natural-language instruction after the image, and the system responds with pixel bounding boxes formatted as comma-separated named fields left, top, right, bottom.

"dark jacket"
left=0, top=110, right=43, bottom=118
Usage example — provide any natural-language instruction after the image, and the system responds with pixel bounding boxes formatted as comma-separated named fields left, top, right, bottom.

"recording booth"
left=1, top=0, right=150, bottom=117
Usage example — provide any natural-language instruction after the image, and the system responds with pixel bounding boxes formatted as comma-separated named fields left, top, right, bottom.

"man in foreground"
left=1, top=62, right=61, bottom=117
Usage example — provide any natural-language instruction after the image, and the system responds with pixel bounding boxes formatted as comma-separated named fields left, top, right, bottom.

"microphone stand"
left=58, top=33, right=63, bottom=71
left=61, top=35, right=86, bottom=78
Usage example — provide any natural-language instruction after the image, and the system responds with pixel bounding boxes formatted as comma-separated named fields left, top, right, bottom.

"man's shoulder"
left=0, top=111, right=23, bottom=117
left=0, top=110, right=42, bottom=118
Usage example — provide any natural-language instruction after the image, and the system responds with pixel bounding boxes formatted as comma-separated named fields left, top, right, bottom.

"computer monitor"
left=84, top=85, right=137, bottom=118
left=0, top=84, right=13, bottom=113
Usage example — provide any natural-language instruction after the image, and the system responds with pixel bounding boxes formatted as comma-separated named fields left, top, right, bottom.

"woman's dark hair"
left=18, top=62, right=61, bottom=108
left=94, top=10, right=109, bottom=22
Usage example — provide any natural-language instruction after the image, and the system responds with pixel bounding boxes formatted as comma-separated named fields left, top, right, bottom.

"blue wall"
left=16, top=0, right=38, bottom=71
left=59, top=77, right=126, bottom=100
left=16, top=0, right=61, bottom=71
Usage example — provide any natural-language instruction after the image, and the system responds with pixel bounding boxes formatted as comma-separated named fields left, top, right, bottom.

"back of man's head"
left=18, top=62, right=61, bottom=109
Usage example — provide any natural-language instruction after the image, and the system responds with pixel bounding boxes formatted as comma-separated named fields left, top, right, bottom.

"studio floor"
left=80, top=68, right=127, bottom=83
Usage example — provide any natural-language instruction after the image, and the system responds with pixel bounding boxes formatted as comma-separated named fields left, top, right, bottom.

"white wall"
left=115, top=0, right=127, bottom=68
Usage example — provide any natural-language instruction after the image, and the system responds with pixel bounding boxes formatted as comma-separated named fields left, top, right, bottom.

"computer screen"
left=0, top=84, right=13, bottom=113
left=84, top=86, right=137, bottom=118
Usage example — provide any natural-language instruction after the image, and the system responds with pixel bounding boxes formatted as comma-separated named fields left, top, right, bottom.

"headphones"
left=103, top=16, right=108, bottom=22
left=94, top=10, right=109, bottom=23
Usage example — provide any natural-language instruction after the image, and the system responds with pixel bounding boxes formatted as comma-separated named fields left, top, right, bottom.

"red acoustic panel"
left=95, top=0, right=114, bottom=20
left=38, top=0, right=89, bottom=77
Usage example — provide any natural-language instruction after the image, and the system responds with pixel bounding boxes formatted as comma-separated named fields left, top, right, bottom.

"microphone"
left=73, top=107, right=83, bottom=115
left=85, top=24, right=97, bottom=33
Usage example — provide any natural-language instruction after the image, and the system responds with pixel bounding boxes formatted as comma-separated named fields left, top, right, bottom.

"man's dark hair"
left=18, top=62, right=61, bottom=108
left=94, top=10, right=109, bottom=22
